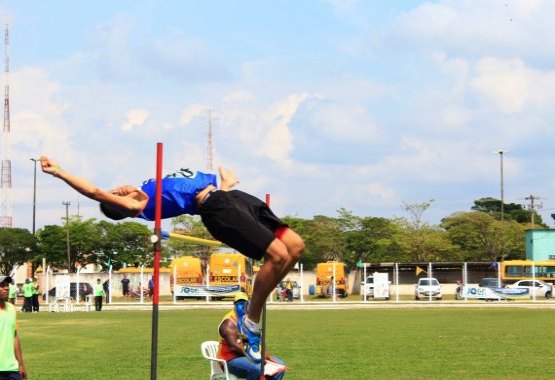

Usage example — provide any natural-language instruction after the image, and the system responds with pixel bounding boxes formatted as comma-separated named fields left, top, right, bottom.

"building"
left=525, top=229, right=555, bottom=260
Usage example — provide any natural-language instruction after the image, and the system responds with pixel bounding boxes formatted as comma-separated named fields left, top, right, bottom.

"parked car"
left=507, top=280, right=553, bottom=299
left=47, top=282, right=94, bottom=300
left=276, top=280, right=300, bottom=301
left=415, top=278, right=442, bottom=300
left=479, top=277, right=504, bottom=288
left=361, top=276, right=375, bottom=299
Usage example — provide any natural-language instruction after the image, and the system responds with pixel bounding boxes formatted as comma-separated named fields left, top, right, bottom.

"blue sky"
left=5, top=0, right=555, bottom=231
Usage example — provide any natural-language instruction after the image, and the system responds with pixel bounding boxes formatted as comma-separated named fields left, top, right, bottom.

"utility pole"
left=524, top=195, right=542, bottom=228
left=62, top=201, right=71, bottom=272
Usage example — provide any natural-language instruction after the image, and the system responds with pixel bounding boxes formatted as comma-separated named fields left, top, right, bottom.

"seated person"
left=217, top=292, right=286, bottom=379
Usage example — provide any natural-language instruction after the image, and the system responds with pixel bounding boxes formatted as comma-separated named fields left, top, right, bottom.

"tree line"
left=0, top=197, right=545, bottom=276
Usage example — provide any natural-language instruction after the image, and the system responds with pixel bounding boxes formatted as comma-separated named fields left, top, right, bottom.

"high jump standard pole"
left=150, top=142, right=163, bottom=380
left=259, top=193, right=270, bottom=379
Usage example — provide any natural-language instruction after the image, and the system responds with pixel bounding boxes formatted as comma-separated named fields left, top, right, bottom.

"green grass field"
left=18, top=307, right=555, bottom=379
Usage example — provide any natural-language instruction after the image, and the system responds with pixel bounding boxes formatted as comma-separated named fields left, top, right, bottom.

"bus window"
left=504, top=265, right=523, bottom=278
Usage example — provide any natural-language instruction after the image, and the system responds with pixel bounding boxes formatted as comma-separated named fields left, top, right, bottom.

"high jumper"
left=40, top=156, right=304, bottom=363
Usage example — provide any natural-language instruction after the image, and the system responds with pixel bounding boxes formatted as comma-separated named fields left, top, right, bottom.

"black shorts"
left=0, top=372, right=22, bottom=380
left=198, top=190, right=287, bottom=260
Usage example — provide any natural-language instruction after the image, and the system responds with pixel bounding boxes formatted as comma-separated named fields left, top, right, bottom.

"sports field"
left=19, top=307, right=555, bottom=379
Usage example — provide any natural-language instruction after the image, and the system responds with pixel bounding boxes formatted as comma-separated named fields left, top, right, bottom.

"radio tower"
left=205, top=109, right=214, bottom=172
left=0, top=17, right=12, bottom=228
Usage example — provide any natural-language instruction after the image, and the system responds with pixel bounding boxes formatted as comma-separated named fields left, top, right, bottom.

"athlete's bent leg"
left=248, top=229, right=304, bottom=323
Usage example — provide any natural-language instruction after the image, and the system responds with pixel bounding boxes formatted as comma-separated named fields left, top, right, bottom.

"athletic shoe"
left=235, top=301, right=247, bottom=333
left=240, top=316, right=262, bottom=363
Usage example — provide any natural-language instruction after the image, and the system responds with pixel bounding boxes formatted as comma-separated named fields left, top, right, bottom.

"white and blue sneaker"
left=235, top=301, right=247, bottom=334
left=240, top=316, right=262, bottom=363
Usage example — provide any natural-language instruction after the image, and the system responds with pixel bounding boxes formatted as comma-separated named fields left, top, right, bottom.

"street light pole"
left=494, top=150, right=508, bottom=221
left=30, top=158, right=39, bottom=235
left=27, top=158, right=40, bottom=279
left=62, top=201, right=71, bottom=272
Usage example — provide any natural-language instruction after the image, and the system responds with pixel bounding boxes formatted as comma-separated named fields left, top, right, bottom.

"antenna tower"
left=0, top=17, right=12, bottom=227
left=205, top=109, right=215, bottom=172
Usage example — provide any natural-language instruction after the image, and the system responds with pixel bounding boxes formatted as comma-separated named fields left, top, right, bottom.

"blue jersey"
left=137, top=169, right=217, bottom=221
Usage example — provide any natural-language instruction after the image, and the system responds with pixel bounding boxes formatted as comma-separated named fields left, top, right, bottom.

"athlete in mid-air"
left=40, top=156, right=304, bottom=363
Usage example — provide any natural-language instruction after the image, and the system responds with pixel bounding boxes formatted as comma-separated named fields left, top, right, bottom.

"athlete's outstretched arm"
left=40, top=156, right=142, bottom=213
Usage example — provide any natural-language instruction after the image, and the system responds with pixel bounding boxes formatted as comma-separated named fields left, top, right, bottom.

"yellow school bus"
left=209, top=252, right=253, bottom=296
left=169, top=256, right=204, bottom=288
left=500, top=260, right=555, bottom=283
left=315, top=261, right=349, bottom=297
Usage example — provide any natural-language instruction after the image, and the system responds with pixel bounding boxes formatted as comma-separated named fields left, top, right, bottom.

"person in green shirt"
left=8, top=282, right=17, bottom=305
left=21, top=279, right=33, bottom=313
left=94, top=279, right=104, bottom=311
left=31, top=278, right=39, bottom=313
left=0, top=275, right=27, bottom=379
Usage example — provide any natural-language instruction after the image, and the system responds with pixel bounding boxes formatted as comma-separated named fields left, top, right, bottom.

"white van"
left=361, top=276, right=375, bottom=299
left=361, top=273, right=390, bottom=300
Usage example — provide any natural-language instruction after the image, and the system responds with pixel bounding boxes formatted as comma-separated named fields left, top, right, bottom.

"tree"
left=38, top=219, right=153, bottom=272
left=0, top=228, right=37, bottom=276
left=67, top=218, right=103, bottom=271
left=96, top=221, right=153, bottom=270
left=441, top=211, right=525, bottom=261
left=336, top=208, right=402, bottom=293
left=37, top=218, right=100, bottom=273
left=297, top=215, right=345, bottom=269
left=395, top=200, right=456, bottom=262
left=168, top=215, right=215, bottom=266
left=37, top=225, right=68, bottom=270
left=472, top=197, right=546, bottom=227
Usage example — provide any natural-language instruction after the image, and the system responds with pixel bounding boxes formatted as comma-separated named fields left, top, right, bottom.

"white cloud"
left=471, top=57, right=555, bottom=113
left=179, top=103, right=207, bottom=126
left=219, top=92, right=312, bottom=166
left=256, top=92, right=311, bottom=164
left=10, top=67, right=76, bottom=158
left=302, top=99, right=380, bottom=143
left=389, top=0, right=555, bottom=62
left=122, top=108, right=149, bottom=132
left=148, top=33, right=231, bottom=83
left=89, top=14, right=139, bottom=81
left=222, top=90, right=255, bottom=104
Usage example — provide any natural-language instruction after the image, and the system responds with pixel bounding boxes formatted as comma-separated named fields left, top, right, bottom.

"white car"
left=507, top=280, right=553, bottom=299
left=415, top=277, right=442, bottom=300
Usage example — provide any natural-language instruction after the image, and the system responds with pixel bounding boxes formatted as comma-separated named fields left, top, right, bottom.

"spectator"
left=31, top=278, right=39, bottom=313
left=103, top=279, right=110, bottom=304
left=148, top=277, right=154, bottom=300
left=121, top=274, right=130, bottom=297
left=94, top=279, right=104, bottom=311
left=133, top=282, right=145, bottom=300
left=8, top=281, right=17, bottom=305
left=217, top=292, right=286, bottom=380
left=22, top=279, right=32, bottom=313
left=0, top=275, right=28, bottom=379
left=284, top=278, right=293, bottom=302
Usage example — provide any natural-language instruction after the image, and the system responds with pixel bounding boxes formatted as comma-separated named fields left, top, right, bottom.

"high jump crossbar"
left=162, top=231, right=224, bottom=247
